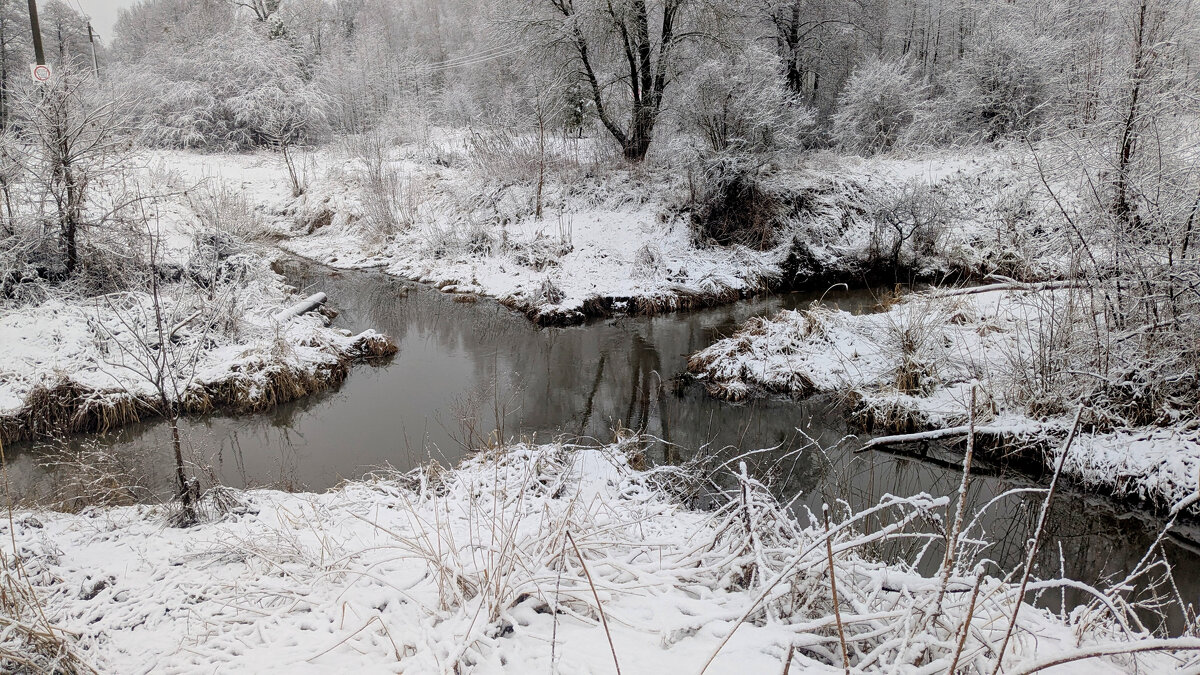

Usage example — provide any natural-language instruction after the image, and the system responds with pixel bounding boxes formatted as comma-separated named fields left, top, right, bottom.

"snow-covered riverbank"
left=0, top=152, right=397, bottom=444
left=265, top=139, right=1051, bottom=325
left=4, top=439, right=1193, bottom=673
left=688, top=285, right=1200, bottom=511
left=0, top=259, right=395, bottom=445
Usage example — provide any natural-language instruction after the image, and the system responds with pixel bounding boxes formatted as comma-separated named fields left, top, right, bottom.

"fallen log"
left=274, top=292, right=328, bottom=323
left=856, top=425, right=1034, bottom=453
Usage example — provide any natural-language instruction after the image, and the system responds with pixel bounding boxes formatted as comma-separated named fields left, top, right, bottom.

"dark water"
left=8, top=258, right=1199, bottom=634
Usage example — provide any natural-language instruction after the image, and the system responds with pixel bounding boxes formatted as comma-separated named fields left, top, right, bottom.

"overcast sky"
left=74, top=0, right=140, bottom=43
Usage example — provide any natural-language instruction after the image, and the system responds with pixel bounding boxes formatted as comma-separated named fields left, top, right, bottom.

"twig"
left=824, top=505, right=850, bottom=675
left=1003, top=638, right=1200, bottom=675
left=948, top=568, right=985, bottom=675
left=566, top=530, right=622, bottom=675
left=936, top=384, right=976, bottom=617
left=780, top=643, right=796, bottom=675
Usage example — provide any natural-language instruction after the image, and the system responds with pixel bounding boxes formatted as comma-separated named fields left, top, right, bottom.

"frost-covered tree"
left=947, top=32, right=1052, bottom=142
left=38, top=0, right=92, bottom=66
left=681, top=46, right=813, bottom=153
left=13, top=67, right=127, bottom=277
left=114, top=0, right=320, bottom=149
left=522, top=0, right=733, bottom=161
left=0, top=0, right=31, bottom=131
left=831, top=59, right=924, bottom=153
left=755, top=0, right=858, bottom=113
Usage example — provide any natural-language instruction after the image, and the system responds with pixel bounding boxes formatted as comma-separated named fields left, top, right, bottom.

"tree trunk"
left=623, top=104, right=655, bottom=162
left=1114, top=0, right=1149, bottom=228
left=167, top=402, right=196, bottom=525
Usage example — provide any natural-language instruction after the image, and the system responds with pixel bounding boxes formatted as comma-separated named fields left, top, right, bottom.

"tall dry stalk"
left=567, top=530, right=622, bottom=675
left=936, top=384, right=977, bottom=616
left=823, top=504, right=851, bottom=675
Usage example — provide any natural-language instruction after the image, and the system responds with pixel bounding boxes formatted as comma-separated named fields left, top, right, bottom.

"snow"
left=5, top=440, right=1187, bottom=673
left=0, top=270, right=378, bottom=420
left=689, top=286, right=1200, bottom=510
left=0, top=151, right=395, bottom=437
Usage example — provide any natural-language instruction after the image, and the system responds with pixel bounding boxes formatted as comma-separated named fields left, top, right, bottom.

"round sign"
left=30, top=63, right=52, bottom=83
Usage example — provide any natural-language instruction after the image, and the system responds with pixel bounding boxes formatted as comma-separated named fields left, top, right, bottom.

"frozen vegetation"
left=0, top=158, right=396, bottom=446
left=5, top=440, right=1199, bottom=673
left=278, top=141, right=1037, bottom=325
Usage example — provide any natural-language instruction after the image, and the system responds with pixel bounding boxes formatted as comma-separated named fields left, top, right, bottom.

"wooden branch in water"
left=857, top=425, right=1031, bottom=453
left=274, top=292, right=328, bottom=323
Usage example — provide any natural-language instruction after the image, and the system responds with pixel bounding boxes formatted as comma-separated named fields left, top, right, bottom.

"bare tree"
left=229, top=0, right=281, bottom=23
left=100, top=204, right=220, bottom=525
left=15, top=67, right=125, bottom=277
left=526, top=0, right=722, bottom=161
left=757, top=0, right=854, bottom=102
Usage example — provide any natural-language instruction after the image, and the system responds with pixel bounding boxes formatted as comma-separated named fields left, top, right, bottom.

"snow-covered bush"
left=122, top=25, right=322, bottom=150
left=687, top=154, right=785, bottom=250
left=680, top=47, right=815, bottom=153
left=868, top=181, right=951, bottom=273
left=831, top=60, right=926, bottom=154
left=947, top=33, right=1054, bottom=141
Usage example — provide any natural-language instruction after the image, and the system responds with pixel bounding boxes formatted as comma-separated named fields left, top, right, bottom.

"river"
left=8, top=257, right=1199, bottom=634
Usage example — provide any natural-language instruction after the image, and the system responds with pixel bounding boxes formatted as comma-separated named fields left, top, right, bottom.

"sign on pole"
left=30, top=62, right=52, bottom=84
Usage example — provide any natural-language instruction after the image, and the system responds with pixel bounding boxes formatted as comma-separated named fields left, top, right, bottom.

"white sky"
left=72, top=0, right=140, bottom=43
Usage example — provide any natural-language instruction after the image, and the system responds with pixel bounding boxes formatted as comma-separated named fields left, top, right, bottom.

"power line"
left=401, top=44, right=527, bottom=77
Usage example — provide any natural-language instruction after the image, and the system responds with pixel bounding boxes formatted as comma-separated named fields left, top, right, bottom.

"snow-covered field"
left=688, top=285, right=1200, bottom=511
left=5, top=440, right=1192, bottom=673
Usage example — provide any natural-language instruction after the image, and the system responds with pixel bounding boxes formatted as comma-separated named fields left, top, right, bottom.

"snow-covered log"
left=858, top=425, right=1034, bottom=452
left=273, top=292, right=327, bottom=323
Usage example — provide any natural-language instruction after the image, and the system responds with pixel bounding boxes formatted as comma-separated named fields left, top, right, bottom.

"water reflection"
left=8, top=258, right=1199, bottom=634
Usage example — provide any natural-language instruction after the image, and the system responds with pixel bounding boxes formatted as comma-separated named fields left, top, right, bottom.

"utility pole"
left=27, top=0, right=45, bottom=66
left=87, top=22, right=99, bottom=78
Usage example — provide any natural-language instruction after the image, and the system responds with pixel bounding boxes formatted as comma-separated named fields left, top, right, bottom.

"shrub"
left=832, top=60, right=926, bottom=154
left=681, top=47, right=815, bottom=153
left=122, top=24, right=322, bottom=150
left=949, top=33, right=1053, bottom=141
left=688, top=155, right=784, bottom=250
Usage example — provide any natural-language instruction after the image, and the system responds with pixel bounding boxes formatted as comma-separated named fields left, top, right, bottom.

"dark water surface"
left=9, top=258, right=1199, bottom=633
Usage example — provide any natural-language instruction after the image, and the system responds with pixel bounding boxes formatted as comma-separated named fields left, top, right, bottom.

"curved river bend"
left=9, top=257, right=1199, bottom=633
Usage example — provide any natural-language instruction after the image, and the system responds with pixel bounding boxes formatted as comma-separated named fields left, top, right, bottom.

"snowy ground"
left=0, top=265, right=392, bottom=444
left=688, top=285, right=1200, bottom=511
left=5, top=440, right=1193, bottom=673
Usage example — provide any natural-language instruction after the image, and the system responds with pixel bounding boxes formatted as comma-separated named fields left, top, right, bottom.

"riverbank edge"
left=0, top=330, right=396, bottom=446
left=286, top=237, right=981, bottom=328
left=686, top=291, right=1200, bottom=518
